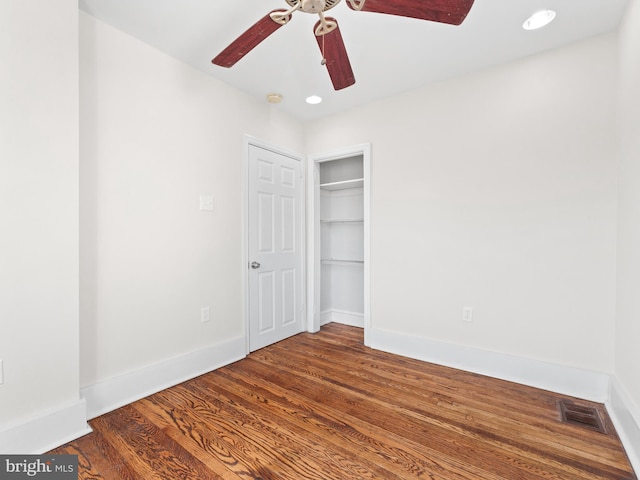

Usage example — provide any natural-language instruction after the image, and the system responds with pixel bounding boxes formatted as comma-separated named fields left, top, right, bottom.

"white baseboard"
left=82, top=335, right=246, bottom=420
left=367, top=326, right=610, bottom=402
left=321, top=309, right=364, bottom=328
left=607, top=378, right=640, bottom=474
left=0, top=398, right=91, bottom=454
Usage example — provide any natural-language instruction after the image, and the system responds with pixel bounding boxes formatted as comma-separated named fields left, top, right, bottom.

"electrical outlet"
left=199, top=195, right=215, bottom=211
left=463, top=307, right=473, bottom=322
left=201, top=306, right=211, bottom=323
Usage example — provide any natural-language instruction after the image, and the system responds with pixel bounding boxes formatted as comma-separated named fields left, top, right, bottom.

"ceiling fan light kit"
left=212, top=0, right=476, bottom=91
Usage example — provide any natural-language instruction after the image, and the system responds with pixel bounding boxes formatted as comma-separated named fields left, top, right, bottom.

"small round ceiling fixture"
left=267, top=93, right=283, bottom=104
left=523, top=10, right=556, bottom=30
left=306, top=95, right=323, bottom=105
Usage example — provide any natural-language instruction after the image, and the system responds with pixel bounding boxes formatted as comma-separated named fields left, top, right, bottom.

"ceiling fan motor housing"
left=301, top=0, right=326, bottom=13
left=286, top=0, right=341, bottom=13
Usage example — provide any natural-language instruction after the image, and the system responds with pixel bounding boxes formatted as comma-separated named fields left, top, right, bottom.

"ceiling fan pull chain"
left=321, top=33, right=327, bottom=65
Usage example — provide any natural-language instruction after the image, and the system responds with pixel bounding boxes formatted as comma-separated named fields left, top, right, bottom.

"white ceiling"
left=78, top=0, right=629, bottom=121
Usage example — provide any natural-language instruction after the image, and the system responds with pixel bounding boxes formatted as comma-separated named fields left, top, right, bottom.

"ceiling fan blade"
left=212, top=10, right=289, bottom=68
left=347, top=0, right=475, bottom=26
left=314, top=19, right=356, bottom=91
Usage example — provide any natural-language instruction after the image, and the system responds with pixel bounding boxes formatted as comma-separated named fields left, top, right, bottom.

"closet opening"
left=308, top=144, right=371, bottom=345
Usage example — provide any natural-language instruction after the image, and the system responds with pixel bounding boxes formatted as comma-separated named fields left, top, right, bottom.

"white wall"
left=616, top=0, right=640, bottom=445
left=79, top=13, right=304, bottom=390
left=306, top=34, right=619, bottom=374
left=0, top=0, right=88, bottom=451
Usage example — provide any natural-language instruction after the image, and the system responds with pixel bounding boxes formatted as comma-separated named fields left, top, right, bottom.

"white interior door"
left=248, top=143, right=304, bottom=351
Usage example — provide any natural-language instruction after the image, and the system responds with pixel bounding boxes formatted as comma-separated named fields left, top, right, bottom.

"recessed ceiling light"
left=306, top=95, right=322, bottom=105
left=523, top=10, right=556, bottom=30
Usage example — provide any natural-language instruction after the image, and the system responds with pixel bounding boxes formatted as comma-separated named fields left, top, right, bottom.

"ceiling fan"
left=212, top=0, right=476, bottom=91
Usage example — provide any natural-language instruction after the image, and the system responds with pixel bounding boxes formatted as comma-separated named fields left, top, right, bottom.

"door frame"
left=307, top=143, right=371, bottom=346
left=242, top=135, right=306, bottom=354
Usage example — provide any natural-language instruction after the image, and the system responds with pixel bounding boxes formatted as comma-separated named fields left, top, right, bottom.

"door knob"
left=250, top=261, right=261, bottom=269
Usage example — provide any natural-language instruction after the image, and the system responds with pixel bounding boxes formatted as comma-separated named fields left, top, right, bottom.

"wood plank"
left=232, top=352, right=605, bottom=480
left=265, top=335, right=626, bottom=456
left=204, top=361, right=507, bottom=480
left=137, top=385, right=387, bottom=480
left=52, top=429, right=141, bottom=480
left=95, top=405, right=222, bottom=480
left=50, top=324, right=637, bottom=479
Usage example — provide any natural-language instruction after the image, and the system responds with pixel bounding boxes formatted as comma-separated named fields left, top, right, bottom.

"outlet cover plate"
left=199, top=195, right=215, bottom=211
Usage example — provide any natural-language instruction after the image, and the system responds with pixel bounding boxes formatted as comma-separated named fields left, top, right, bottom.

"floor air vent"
left=559, top=400, right=606, bottom=434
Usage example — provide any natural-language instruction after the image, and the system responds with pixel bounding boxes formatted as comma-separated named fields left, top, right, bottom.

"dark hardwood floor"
left=51, top=323, right=637, bottom=479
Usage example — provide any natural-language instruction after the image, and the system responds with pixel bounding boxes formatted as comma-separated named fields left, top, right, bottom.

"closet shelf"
left=320, top=218, right=364, bottom=223
left=319, top=178, right=364, bottom=191
left=321, top=259, right=364, bottom=267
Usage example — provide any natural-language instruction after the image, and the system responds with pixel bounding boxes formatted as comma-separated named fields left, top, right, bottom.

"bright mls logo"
left=1, top=455, right=77, bottom=479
